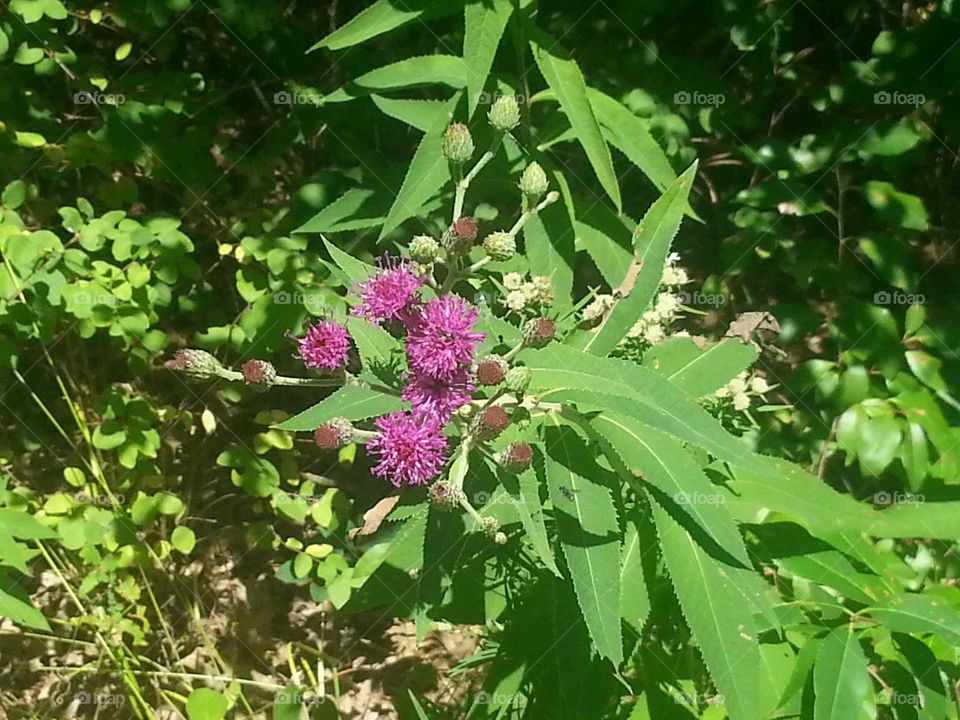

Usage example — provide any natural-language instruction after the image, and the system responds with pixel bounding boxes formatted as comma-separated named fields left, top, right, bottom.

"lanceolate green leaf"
left=580, top=161, right=697, bottom=356
left=323, top=55, right=467, bottom=103
left=322, top=236, right=374, bottom=283
left=379, top=95, right=459, bottom=240
left=501, top=463, right=561, bottom=577
left=864, top=592, right=960, bottom=647
left=275, top=385, right=402, bottom=431
left=593, top=413, right=751, bottom=567
left=521, top=345, right=761, bottom=470
left=371, top=96, right=449, bottom=132
left=619, top=517, right=651, bottom=633
left=813, top=628, right=870, bottom=720
left=0, top=571, right=49, bottom=631
left=543, top=424, right=623, bottom=666
left=644, top=337, right=758, bottom=398
left=652, top=500, right=760, bottom=720
left=529, top=29, right=621, bottom=210
left=463, top=0, right=513, bottom=117
left=588, top=89, right=676, bottom=192
left=294, top=189, right=389, bottom=234
left=308, top=0, right=464, bottom=52
left=346, top=316, right=399, bottom=369
left=727, top=455, right=960, bottom=541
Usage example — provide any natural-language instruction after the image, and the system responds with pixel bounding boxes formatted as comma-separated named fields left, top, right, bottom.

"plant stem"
left=452, top=134, right=503, bottom=223
left=509, top=191, right=560, bottom=237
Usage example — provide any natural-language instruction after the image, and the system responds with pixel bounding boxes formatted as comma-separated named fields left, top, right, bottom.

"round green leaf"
left=186, top=688, right=228, bottom=720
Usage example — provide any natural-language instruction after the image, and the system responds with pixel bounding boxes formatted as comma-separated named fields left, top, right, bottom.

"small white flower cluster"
left=502, top=273, right=554, bottom=311
left=581, top=293, right=615, bottom=324
left=625, top=256, right=691, bottom=344
left=714, top=372, right=770, bottom=411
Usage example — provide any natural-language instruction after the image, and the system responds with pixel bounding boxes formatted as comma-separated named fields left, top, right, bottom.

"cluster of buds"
left=626, top=256, right=693, bottom=345
left=714, top=372, right=771, bottom=412
left=503, top=273, right=554, bottom=311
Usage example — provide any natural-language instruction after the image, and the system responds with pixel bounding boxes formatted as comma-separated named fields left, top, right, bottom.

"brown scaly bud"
left=165, top=348, right=223, bottom=380
left=444, top=216, right=479, bottom=256
left=429, top=481, right=465, bottom=511
left=522, top=317, right=556, bottom=348
left=242, top=359, right=276, bottom=387
left=496, top=442, right=533, bottom=474
left=473, top=405, right=510, bottom=442
left=454, top=216, right=478, bottom=242
left=476, top=355, right=508, bottom=386
left=313, top=417, right=355, bottom=450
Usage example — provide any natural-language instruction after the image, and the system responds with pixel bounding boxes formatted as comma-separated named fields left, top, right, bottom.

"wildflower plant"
left=163, top=8, right=960, bottom=720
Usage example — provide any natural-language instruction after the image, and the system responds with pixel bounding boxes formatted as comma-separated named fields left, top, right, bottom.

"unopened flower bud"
left=519, top=161, right=548, bottom=199
left=497, top=442, right=533, bottom=473
left=313, top=417, right=355, bottom=450
left=429, top=481, right=465, bottom=511
left=443, top=122, right=474, bottom=164
left=444, top=216, right=479, bottom=256
left=522, top=317, right=556, bottom=348
left=482, top=231, right=516, bottom=261
left=488, top=95, right=520, bottom=131
left=494, top=531, right=508, bottom=544
left=473, top=405, right=510, bottom=442
left=409, top=235, right=440, bottom=264
left=165, top=349, right=223, bottom=380
left=479, top=516, right=500, bottom=539
left=476, top=355, right=508, bottom=386
left=504, top=366, right=531, bottom=394
left=242, top=359, right=276, bottom=387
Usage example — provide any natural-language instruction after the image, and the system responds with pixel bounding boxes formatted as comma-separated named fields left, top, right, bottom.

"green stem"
left=509, top=191, right=560, bottom=237
left=452, top=134, right=503, bottom=223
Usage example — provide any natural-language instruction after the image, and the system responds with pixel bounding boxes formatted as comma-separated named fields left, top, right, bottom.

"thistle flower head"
left=295, top=320, right=351, bottom=372
left=401, top=369, right=475, bottom=424
left=367, top=412, right=448, bottom=487
left=314, top=417, right=355, bottom=450
left=406, top=296, right=485, bottom=381
left=352, top=254, right=424, bottom=325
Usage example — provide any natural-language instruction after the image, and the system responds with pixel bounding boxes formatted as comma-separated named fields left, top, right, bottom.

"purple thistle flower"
left=402, top=369, right=475, bottom=424
left=367, top=411, right=448, bottom=487
left=295, top=320, right=351, bottom=372
left=352, top=254, right=424, bottom=324
left=406, top=296, right=485, bottom=381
